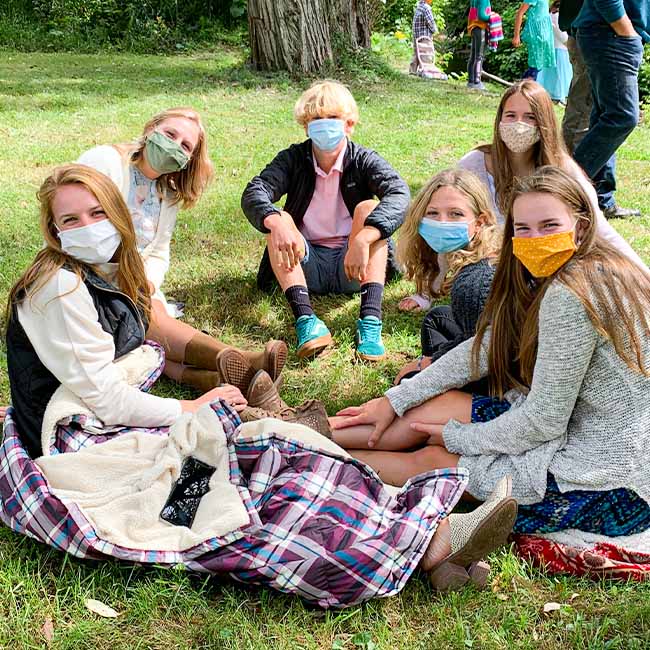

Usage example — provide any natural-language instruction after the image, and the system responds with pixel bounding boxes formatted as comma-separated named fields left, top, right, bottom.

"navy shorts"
left=300, top=237, right=361, bottom=295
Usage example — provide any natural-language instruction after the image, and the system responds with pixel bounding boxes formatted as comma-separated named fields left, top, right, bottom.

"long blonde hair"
left=6, top=164, right=152, bottom=326
left=473, top=166, right=650, bottom=397
left=398, top=168, right=502, bottom=298
left=478, top=80, right=568, bottom=216
left=116, top=107, right=213, bottom=209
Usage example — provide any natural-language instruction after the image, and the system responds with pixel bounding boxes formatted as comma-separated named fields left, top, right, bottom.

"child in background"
left=537, top=1, right=573, bottom=104
left=467, top=0, right=492, bottom=90
left=395, top=169, right=501, bottom=384
left=242, top=81, right=410, bottom=362
left=513, top=0, right=555, bottom=80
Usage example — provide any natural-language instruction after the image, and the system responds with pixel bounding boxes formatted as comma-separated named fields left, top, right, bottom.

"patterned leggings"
left=471, top=394, right=650, bottom=536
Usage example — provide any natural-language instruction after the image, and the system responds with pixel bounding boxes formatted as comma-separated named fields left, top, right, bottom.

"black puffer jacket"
left=6, top=267, right=147, bottom=458
left=241, top=139, right=410, bottom=290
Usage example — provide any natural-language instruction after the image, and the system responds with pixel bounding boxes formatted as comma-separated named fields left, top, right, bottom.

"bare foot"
left=419, top=517, right=451, bottom=572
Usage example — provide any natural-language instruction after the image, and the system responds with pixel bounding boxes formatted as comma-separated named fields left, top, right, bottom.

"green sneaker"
left=355, top=316, right=385, bottom=361
left=295, top=314, right=333, bottom=359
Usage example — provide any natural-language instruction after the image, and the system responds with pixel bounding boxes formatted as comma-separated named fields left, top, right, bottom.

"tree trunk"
left=248, top=0, right=372, bottom=74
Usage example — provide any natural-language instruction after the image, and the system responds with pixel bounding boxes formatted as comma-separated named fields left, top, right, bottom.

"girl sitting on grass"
left=332, top=166, right=650, bottom=539
left=394, top=168, right=501, bottom=384
left=78, top=108, right=287, bottom=395
left=1, top=164, right=516, bottom=602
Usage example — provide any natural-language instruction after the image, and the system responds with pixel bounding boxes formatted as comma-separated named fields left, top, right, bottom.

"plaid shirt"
left=413, top=0, right=438, bottom=41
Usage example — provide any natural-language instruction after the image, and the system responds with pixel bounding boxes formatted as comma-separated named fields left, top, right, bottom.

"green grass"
left=1, top=46, right=650, bottom=649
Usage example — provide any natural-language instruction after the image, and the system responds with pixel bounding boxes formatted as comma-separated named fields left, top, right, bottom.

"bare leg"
left=266, top=233, right=309, bottom=291
left=330, top=390, right=472, bottom=450
left=147, top=298, right=201, bottom=362
left=349, top=445, right=460, bottom=486
left=349, top=199, right=387, bottom=285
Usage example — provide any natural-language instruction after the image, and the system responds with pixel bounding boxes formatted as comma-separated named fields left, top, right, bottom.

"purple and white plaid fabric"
left=413, top=1, right=438, bottom=41
left=0, top=346, right=468, bottom=608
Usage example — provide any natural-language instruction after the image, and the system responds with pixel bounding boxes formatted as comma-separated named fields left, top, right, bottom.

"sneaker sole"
left=355, top=350, right=386, bottom=362
left=297, top=334, right=333, bottom=359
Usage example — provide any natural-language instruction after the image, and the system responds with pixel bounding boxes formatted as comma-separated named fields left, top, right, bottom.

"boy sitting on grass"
left=242, top=80, right=410, bottom=361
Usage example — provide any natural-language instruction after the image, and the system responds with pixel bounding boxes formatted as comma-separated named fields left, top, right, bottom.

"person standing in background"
left=572, top=0, right=648, bottom=219
left=538, top=2, right=573, bottom=103
left=410, top=0, right=439, bottom=74
left=559, top=0, right=592, bottom=153
left=513, top=0, right=556, bottom=79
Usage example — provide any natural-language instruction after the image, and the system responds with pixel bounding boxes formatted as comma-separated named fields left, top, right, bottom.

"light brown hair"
left=478, top=80, right=568, bottom=216
left=473, top=165, right=650, bottom=397
left=116, top=107, right=213, bottom=209
left=6, top=164, right=152, bottom=326
left=397, top=168, right=501, bottom=298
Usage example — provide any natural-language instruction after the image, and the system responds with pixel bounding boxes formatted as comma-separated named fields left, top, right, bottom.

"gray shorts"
left=300, top=237, right=361, bottom=295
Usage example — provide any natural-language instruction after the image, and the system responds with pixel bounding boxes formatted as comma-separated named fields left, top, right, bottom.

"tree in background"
left=247, top=0, right=373, bottom=73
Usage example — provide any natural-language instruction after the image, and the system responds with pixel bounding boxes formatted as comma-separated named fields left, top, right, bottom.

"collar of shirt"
left=312, top=139, right=347, bottom=178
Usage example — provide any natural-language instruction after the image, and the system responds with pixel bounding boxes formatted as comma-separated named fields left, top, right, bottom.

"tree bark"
left=248, top=0, right=372, bottom=74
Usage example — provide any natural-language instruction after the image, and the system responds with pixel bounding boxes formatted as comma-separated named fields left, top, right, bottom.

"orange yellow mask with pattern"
left=512, top=230, right=577, bottom=277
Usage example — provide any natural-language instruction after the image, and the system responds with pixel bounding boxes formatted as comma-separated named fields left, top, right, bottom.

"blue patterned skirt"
left=470, top=394, right=650, bottom=536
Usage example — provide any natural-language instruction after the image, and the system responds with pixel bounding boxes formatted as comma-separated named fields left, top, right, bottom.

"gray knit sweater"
left=386, top=281, right=650, bottom=505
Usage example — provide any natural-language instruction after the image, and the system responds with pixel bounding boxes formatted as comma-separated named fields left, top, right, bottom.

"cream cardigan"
left=77, top=145, right=179, bottom=292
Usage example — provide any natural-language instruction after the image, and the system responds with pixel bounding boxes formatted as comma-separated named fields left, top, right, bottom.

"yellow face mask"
left=512, top=230, right=577, bottom=277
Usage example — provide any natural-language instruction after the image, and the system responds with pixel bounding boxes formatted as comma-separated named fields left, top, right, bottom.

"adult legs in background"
left=573, top=27, right=643, bottom=214
left=562, top=35, right=592, bottom=153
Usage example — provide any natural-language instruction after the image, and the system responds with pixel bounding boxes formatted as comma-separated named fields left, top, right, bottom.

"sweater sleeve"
left=241, top=146, right=294, bottom=233
left=17, top=269, right=182, bottom=427
left=443, top=283, right=598, bottom=457
left=77, top=145, right=125, bottom=188
left=385, top=331, right=490, bottom=416
left=591, top=0, right=626, bottom=25
left=142, top=202, right=178, bottom=290
left=360, top=149, right=411, bottom=239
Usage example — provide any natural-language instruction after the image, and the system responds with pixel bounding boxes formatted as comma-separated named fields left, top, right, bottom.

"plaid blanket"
left=0, top=375, right=467, bottom=607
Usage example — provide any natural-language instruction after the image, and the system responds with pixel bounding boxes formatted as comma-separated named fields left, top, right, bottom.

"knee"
left=353, top=199, right=379, bottom=222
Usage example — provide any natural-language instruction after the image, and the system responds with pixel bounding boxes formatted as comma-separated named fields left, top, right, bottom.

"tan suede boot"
left=180, top=366, right=224, bottom=393
left=246, top=370, right=289, bottom=412
left=238, top=340, right=288, bottom=383
left=238, top=399, right=332, bottom=438
left=183, top=332, right=229, bottom=370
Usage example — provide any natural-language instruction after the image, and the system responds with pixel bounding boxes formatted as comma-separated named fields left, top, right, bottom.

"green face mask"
left=144, top=130, right=190, bottom=174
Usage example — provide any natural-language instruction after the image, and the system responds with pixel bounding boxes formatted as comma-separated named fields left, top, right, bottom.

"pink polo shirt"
left=299, top=144, right=351, bottom=249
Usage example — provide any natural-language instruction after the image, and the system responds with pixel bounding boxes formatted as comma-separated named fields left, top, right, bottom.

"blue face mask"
left=307, top=118, right=346, bottom=152
left=418, top=218, right=471, bottom=253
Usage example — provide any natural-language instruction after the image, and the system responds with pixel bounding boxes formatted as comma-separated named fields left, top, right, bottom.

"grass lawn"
left=1, top=45, right=650, bottom=649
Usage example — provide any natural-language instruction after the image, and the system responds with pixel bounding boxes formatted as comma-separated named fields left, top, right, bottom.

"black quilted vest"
left=6, top=268, right=147, bottom=458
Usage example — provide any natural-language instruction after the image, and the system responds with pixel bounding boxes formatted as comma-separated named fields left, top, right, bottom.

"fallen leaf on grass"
left=41, top=616, right=54, bottom=645
left=85, top=598, right=119, bottom=618
left=543, top=601, right=562, bottom=615
left=569, top=592, right=580, bottom=602
left=496, top=593, right=509, bottom=601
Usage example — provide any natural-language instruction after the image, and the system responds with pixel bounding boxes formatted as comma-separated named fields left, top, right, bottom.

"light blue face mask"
left=418, top=218, right=471, bottom=254
left=307, top=118, right=346, bottom=152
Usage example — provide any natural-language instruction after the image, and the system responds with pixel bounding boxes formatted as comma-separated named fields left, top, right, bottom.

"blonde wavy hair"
left=398, top=168, right=502, bottom=299
left=473, top=166, right=650, bottom=398
left=6, top=164, right=152, bottom=327
left=116, top=107, right=213, bottom=209
left=294, top=80, right=359, bottom=127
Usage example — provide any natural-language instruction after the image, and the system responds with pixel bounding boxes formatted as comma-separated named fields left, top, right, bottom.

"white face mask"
left=498, top=120, right=541, bottom=153
left=57, top=219, right=121, bottom=264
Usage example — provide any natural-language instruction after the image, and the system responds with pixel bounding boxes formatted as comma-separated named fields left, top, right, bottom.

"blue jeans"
left=573, top=26, right=644, bottom=210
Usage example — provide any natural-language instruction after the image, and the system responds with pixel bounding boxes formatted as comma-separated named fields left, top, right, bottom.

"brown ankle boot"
left=238, top=340, right=288, bottom=383
left=180, top=366, right=224, bottom=393
left=246, top=369, right=288, bottom=412
left=217, top=348, right=256, bottom=394
left=184, top=332, right=229, bottom=370
left=238, top=399, right=332, bottom=438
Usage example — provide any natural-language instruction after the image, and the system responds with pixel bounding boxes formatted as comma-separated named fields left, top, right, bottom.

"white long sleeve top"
left=17, top=268, right=182, bottom=428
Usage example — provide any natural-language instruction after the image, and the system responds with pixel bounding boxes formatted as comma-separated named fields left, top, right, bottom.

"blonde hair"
left=294, top=80, right=359, bottom=127
left=6, top=164, right=152, bottom=327
left=398, top=168, right=502, bottom=299
left=478, top=80, right=568, bottom=216
left=116, top=107, right=213, bottom=209
left=473, top=166, right=650, bottom=397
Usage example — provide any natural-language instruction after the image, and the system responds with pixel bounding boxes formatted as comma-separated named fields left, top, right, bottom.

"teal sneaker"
left=355, top=316, right=385, bottom=361
left=295, top=314, right=333, bottom=359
